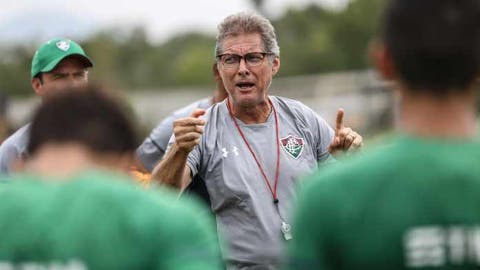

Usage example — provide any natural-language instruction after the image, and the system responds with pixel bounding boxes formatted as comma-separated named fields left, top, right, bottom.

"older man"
left=0, top=38, right=92, bottom=175
left=153, top=13, right=362, bottom=269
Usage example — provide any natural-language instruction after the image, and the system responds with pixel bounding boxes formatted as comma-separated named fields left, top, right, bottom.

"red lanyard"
left=226, top=97, right=281, bottom=205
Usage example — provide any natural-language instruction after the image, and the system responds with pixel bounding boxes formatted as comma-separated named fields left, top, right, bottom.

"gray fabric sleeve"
left=314, top=114, right=335, bottom=164
left=0, top=141, right=18, bottom=175
left=0, top=125, right=30, bottom=176
left=186, top=144, right=201, bottom=178
left=136, top=115, right=176, bottom=172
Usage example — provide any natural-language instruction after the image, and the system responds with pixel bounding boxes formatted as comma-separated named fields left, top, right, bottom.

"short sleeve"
left=186, top=143, right=202, bottom=178
left=292, top=100, right=334, bottom=164
left=311, top=113, right=335, bottom=164
left=0, top=138, right=21, bottom=176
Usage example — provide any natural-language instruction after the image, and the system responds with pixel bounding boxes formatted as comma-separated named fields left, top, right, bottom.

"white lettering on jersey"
left=404, top=225, right=480, bottom=268
left=448, top=226, right=466, bottom=264
left=222, top=148, right=229, bottom=158
left=404, top=226, right=446, bottom=267
left=0, top=259, right=87, bottom=270
left=222, top=146, right=239, bottom=158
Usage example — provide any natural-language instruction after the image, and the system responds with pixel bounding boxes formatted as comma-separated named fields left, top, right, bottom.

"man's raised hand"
left=172, top=109, right=206, bottom=153
left=328, top=108, right=363, bottom=154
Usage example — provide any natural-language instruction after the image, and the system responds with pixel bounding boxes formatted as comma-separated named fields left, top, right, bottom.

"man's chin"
left=234, top=97, right=263, bottom=108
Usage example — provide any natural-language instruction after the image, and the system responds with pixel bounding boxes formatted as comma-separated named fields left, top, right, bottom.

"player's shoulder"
left=0, top=124, right=31, bottom=173
left=2, top=171, right=213, bottom=241
left=95, top=170, right=204, bottom=207
left=304, top=141, right=401, bottom=195
left=59, top=170, right=208, bottom=224
left=3, top=170, right=140, bottom=201
left=0, top=174, right=67, bottom=211
left=271, top=95, right=310, bottom=110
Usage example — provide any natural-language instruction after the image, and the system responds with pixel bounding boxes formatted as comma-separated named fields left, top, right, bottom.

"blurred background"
left=0, top=0, right=393, bottom=144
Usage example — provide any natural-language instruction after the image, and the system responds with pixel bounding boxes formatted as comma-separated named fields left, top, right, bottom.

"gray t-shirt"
left=185, top=96, right=334, bottom=269
left=0, top=124, right=30, bottom=176
left=137, top=98, right=212, bottom=172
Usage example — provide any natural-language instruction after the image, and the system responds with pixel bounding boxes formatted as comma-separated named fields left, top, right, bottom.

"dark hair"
left=383, top=0, right=480, bottom=93
left=28, top=85, right=138, bottom=155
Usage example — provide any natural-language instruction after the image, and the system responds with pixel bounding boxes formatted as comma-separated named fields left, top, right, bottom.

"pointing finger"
left=335, top=108, right=345, bottom=134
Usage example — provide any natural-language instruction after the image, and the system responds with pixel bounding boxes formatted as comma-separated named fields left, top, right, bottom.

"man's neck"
left=229, top=98, right=272, bottom=124
left=24, top=144, right=129, bottom=178
left=399, top=86, right=477, bottom=139
left=25, top=144, right=95, bottom=179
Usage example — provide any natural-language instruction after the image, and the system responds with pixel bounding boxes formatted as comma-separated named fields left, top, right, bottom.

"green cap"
left=31, top=38, right=93, bottom=79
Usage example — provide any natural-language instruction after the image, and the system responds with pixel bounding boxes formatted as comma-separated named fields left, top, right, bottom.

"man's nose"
left=237, top=58, right=250, bottom=76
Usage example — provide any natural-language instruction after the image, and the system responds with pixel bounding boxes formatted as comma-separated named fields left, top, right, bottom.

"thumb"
left=190, top=108, right=206, bottom=118
left=335, top=108, right=344, bottom=134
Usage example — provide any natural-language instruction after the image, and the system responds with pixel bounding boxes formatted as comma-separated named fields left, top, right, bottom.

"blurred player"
left=0, top=86, right=223, bottom=270
left=287, top=0, right=480, bottom=269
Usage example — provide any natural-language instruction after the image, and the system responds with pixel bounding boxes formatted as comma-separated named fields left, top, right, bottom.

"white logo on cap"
left=56, top=40, right=70, bottom=51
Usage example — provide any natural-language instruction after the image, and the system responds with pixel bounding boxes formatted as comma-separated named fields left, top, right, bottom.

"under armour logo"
left=222, top=146, right=239, bottom=158
left=222, top=148, right=229, bottom=157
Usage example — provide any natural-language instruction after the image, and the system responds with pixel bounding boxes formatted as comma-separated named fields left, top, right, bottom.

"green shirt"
left=0, top=170, right=223, bottom=270
left=287, top=136, right=480, bottom=269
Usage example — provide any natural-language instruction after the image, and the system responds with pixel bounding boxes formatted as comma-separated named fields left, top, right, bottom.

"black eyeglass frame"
left=216, top=52, right=276, bottom=69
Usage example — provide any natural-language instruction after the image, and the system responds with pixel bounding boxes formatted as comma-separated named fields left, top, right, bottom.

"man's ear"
left=271, top=56, right=280, bottom=76
left=371, top=41, right=396, bottom=81
left=213, top=62, right=219, bottom=76
left=213, top=62, right=222, bottom=82
left=31, top=77, right=43, bottom=96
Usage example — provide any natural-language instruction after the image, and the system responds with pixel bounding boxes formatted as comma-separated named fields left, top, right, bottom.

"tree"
left=0, top=0, right=386, bottom=96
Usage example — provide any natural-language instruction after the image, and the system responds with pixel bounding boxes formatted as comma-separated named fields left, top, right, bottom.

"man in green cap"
left=0, top=38, right=93, bottom=175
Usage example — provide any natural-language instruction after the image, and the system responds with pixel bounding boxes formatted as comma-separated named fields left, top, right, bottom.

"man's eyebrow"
left=51, top=69, right=88, bottom=75
left=51, top=71, right=68, bottom=76
left=73, top=70, right=88, bottom=74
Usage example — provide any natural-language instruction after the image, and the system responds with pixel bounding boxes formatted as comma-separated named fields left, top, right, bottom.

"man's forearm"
left=152, top=144, right=190, bottom=190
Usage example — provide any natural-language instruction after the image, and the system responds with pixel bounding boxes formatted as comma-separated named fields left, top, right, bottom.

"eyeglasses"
left=216, top=52, right=274, bottom=69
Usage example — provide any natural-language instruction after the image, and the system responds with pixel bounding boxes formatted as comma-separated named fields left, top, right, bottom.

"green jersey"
left=287, top=136, right=480, bottom=269
left=0, top=170, right=222, bottom=270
